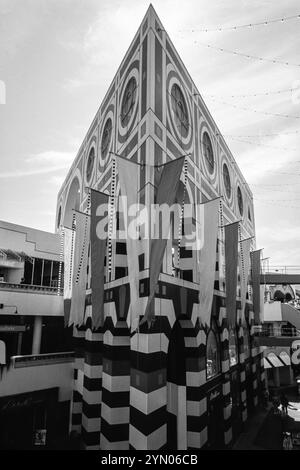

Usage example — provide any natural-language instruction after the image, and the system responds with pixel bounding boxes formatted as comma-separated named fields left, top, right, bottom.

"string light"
left=206, top=96, right=300, bottom=119
left=225, top=136, right=298, bottom=151
left=194, top=42, right=300, bottom=67
left=204, top=87, right=296, bottom=99
left=223, top=130, right=300, bottom=138
left=179, top=13, right=300, bottom=33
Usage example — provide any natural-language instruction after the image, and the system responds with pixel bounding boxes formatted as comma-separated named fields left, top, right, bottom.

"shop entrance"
left=207, top=389, right=224, bottom=449
left=231, top=370, right=243, bottom=442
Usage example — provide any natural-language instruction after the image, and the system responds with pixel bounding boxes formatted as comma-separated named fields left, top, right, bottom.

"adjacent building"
left=0, top=220, right=73, bottom=449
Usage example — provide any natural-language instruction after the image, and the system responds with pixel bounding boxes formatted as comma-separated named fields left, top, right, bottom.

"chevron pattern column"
left=100, top=318, right=130, bottom=450
left=81, top=316, right=103, bottom=450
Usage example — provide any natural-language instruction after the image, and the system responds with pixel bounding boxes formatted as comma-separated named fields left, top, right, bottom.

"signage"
left=34, top=429, right=47, bottom=446
left=0, top=325, right=26, bottom=332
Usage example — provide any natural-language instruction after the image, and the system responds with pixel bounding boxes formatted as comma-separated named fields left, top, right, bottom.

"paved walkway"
left=233, top=405, right=272, bottom=450
left=234, top=392, right=300, bottom=450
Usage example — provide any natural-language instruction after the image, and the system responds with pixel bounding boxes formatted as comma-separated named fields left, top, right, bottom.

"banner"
left=142, top=157, right=185, bottom=326
left=225, top=222, right=239, bottom=328
left=239, top=238, right=252, bottom=325
left=63, top=227, right=74, bottom=326
left=90, top=189, right=109, bottom=329
left=198, top=198, right=220, bottom=327
left=69, top=211, right=90, bottom=327
left=116, top=156, right=140, bottom=330
left=251, top=249, right=262, bottom=324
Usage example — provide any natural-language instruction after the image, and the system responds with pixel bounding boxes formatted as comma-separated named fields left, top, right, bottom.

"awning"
left=264, top=351, right=291, bottom=368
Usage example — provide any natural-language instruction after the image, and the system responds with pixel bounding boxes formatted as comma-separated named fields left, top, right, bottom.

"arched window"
left=237, top=186, right=243, bottom=217
left=223, top=163, right=231, bottom=199
left=202, top=131, right=214, bottom=174
left=121, top=77, right=137, bottom=127
left=206, top=330, right=220, bottom=379
left=170, top=84, right=189, bottom=138
left=229, top=329, right=238, bottom=367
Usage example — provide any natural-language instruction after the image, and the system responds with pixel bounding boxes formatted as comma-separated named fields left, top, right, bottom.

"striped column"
left=249, top=309, right=259, bottom=407
left=100, top=318, right=130, bottom=450
left=237, top=324, right=247, bottom=423
left=70, top=325, right=85, bottom=435
left=81, top=316, right=103, bottom=450
left=185, top=321, right=208, bottom=449
left=220, top=319, right=232, bottom=447
left=129, top=315, right=170, bottom=450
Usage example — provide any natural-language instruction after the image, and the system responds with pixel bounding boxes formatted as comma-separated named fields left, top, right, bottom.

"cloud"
left=0, top=151, right=74, bottom=178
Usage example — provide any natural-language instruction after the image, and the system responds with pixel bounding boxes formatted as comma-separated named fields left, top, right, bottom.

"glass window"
left=51, top=261, right=59, bottom=287
left=206, top=330, right=220, bottom=379
left=223, top=163, right=231, bottom=199
left=101, top=118, right=112, bottom=159
left=202, top=131, right=214, bottom=174
left=86, top=147, right=95, bottom=183
left=33, top=258, right=43, bottom=286
left=237, top=186, right=243, bottom=216
left=170, top=84, right=189, bottom=138
left=121, top=77, right=137, bottom=127
left=229, top=329, right=238, bottom=367
left=42, top=260, right=52, bottom=287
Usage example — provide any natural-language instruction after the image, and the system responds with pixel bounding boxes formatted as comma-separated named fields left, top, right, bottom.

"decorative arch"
left=206, top=323, right=221, bottom=380
left=63, top=171, right=82, bottom=228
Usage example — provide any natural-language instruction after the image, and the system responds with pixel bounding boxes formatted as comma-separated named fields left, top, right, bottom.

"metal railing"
left=10, top=351, right=74, bottom=368
left=260, top=265, right=300, bottom=275
left=0, top=281, right=61, bottom=295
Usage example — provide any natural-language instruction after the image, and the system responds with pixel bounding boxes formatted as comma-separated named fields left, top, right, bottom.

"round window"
left=121, top=77, right=137, bottom=127
left=202, top=131, right=214, bottom=174
left=170, top=84, right=189, bottom=138
left=237, top=186, right=244, bottom=216
left=86, top=147, right=95, bottom=183
left=223, top=163, right=231, bottom=199
left=101, top=118, right=112, bottom=159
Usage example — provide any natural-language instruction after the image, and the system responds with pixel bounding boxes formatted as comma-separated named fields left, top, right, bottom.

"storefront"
left=207, top=383, right=224, bottom=449
left=0, top=388, right=61, bottom=450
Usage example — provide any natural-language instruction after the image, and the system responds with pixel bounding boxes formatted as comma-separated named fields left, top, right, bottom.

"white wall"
left=0, top=289, right=63, bottom=316
left=0, top=362, right=73, bottom=402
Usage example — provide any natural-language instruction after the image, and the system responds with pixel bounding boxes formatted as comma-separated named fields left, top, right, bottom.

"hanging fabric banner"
left=142, top=156, right=185, bottom=327
left=63, top=226, right=74, bottom=326
left=198, top=198, right=220, bottom=327
left=69, top=211, right=90, bottom=327
left=225, top=221, right=239, bottom=328
left=115, top=156, right=140, bottom=330
left=239, top=238, right=252, bottom=325
left=251, top=249, right=262, bottom=324
left=90, top=189, right=109, bottom=329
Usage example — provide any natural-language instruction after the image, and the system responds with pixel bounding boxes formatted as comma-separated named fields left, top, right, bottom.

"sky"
left=0, top=0, right=299, bottom=267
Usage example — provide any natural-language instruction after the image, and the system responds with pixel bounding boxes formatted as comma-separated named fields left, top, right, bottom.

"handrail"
left=10, top=351, right=74, bottom=368
left=0, top=281, right=62, bottom=295
left=261, top=265, right=300, bottom=275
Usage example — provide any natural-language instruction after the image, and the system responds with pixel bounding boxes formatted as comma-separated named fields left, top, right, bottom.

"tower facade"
left=56, top=5, right=264, bottom=450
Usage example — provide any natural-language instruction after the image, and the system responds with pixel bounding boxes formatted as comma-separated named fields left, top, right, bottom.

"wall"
left=0, top=220, right=61, bottom=262
left=0, top=361, right=73, bottom=402
left=0, top=289, right=63, bottom=316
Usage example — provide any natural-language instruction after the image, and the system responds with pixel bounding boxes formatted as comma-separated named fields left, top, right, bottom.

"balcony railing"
left=10, top=352, right=74, bottom=368
left=253, top=326, right=300, bottom=338
left=0, top=281, right=62, bottom=295
left=261, top=265, right=300, bottom=275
